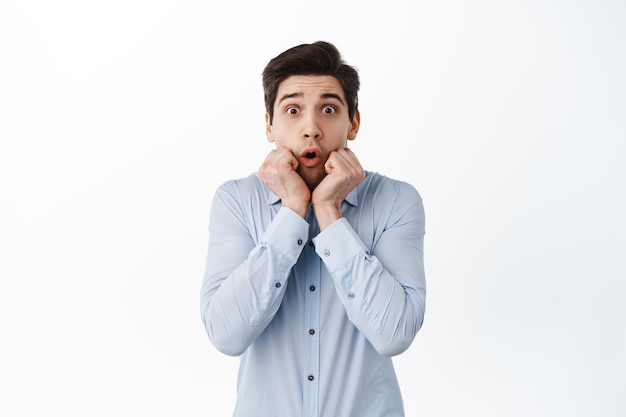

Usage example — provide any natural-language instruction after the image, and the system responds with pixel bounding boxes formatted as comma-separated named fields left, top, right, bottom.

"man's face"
left=266, top=75, right=360, bottom=190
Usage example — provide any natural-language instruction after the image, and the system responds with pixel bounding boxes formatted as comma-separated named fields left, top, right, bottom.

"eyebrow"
left=277, top=92, right=345, bottom=106
left=321, top=93, right=345, bottom=105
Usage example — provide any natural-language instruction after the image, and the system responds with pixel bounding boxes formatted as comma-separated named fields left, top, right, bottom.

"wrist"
left=313, top=203, right=341, bottom=230
left=282, top=199, right=309, bottom=218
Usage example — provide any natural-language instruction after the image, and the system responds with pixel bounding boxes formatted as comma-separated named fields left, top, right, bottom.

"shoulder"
left=360, top=171, right=423, bottom=203
left=210, top=173, right=273, bottom=216
left=215, top=172, right=268, bottom=198
left=353, top=172, right=425, bottom=243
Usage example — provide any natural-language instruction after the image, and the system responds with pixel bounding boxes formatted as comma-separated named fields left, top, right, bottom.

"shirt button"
left=297, top=239, right=303, bottom=245
left=323, top=249, right=330, bottom=257
left=308, top=375, right=314, bottom=381
left=309, top=285, right=316, bottom=292
left=348, top=292, right=355, bottom=298
left=309, top=329, right=315, bottom=335
left=275, top=282, right=281, bottom=288
left=308, top=241, right=314, bottom=247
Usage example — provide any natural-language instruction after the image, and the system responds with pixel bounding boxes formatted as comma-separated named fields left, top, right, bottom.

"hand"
left=258, top=149, right=310, bottom=218
left=312, top=148, right=365, bottom=230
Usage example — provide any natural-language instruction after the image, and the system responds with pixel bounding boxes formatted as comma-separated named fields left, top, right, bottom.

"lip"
left=299, top=148, right=322, bottom=167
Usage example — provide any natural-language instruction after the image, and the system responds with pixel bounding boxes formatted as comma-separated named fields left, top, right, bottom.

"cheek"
left=328, top=124, right=350, bottom=141
left=270, top=128, right=287, bottom=145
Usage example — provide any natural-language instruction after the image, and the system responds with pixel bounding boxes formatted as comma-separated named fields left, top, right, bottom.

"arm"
left=313, top=183, right=426, bottom=357
left=200, top=182, right=309, bottom=356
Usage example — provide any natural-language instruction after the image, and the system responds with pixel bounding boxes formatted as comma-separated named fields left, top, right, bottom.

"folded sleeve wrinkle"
left=201, top=181, right=309, bottom=356
left=313, top=181, right=426, bottom=357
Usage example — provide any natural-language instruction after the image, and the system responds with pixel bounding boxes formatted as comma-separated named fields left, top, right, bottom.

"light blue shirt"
left=201, top=171, right=426, bottom=417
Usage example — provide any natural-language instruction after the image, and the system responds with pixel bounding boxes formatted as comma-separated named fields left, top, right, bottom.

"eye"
left=322, top=105, right=336, bottom=114
left=286, top=106, right=299, bottom=115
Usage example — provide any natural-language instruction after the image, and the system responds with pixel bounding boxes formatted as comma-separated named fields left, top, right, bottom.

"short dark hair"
left=262, top=41, right=360, bottom=124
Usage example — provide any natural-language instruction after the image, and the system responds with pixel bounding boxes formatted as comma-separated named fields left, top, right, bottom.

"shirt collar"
left=265, top=183, right=359, bottom=207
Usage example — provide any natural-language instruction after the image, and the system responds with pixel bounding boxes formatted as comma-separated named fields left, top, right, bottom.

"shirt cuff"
left=313, top=218, right=367, bottom=272
left=260, top=207, right=310, bottom=262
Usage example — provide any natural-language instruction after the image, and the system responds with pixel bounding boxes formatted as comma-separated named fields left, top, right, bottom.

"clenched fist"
left=312, top=148, right=365, bottom=230
left=258, top=149, right=311, bottom=218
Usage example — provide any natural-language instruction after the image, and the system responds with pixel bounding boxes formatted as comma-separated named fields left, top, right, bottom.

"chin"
left=299, top=168, right=326, bottom=191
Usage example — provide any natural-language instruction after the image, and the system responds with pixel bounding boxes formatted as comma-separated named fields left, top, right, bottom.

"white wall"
left=1, top=1, right=624, bottom=416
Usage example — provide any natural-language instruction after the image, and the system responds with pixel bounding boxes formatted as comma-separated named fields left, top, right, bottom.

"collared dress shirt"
left=201, top=171, right=426, bottom=417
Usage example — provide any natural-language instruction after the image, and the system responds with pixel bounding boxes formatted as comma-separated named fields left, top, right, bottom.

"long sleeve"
left=312, top=181, right=426, bottom=357
left=199, top=172, right=425, bottom=416
left=200, top=181, right=309, bottom=356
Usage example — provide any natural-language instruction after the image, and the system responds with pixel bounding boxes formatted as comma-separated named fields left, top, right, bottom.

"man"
left=201, top=41, right=426, bottom=417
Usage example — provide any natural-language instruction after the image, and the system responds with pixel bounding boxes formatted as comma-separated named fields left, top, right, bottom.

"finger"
left=334, top=148, right=361, bottom=173
left=271, top=148, right=299, bottom=170
left=325, top=150, right=345, bottom=173
left=288, top=152, right=299, bottom=170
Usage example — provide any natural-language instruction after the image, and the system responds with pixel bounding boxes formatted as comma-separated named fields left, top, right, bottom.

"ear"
left=265, top=113, right=275, bottom=143
left=347, top=110, right=360, bottom=141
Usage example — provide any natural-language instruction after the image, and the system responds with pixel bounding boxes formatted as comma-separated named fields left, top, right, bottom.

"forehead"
left=276, top=75, right=345, bottom=101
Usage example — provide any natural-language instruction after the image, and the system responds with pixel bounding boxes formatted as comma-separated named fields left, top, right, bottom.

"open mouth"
left=301, top=148, right=320, bottom=158
left=299, top=148, right=321, bottom=167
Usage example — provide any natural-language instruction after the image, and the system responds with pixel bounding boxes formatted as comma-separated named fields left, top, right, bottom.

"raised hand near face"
left=258, top=148, right=311, bottom=218
left=312, top=147, right=365, bottom=230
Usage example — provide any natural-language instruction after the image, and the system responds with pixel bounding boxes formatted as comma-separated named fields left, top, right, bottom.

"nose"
left=302, top=114, right=322, bottom=140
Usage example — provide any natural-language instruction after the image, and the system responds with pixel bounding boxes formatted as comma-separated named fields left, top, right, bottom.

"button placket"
left=303, top=220, right=320, bottom=415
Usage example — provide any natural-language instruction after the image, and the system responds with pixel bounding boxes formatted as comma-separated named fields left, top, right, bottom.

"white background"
left=1, top=1, right=625, bottom=416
